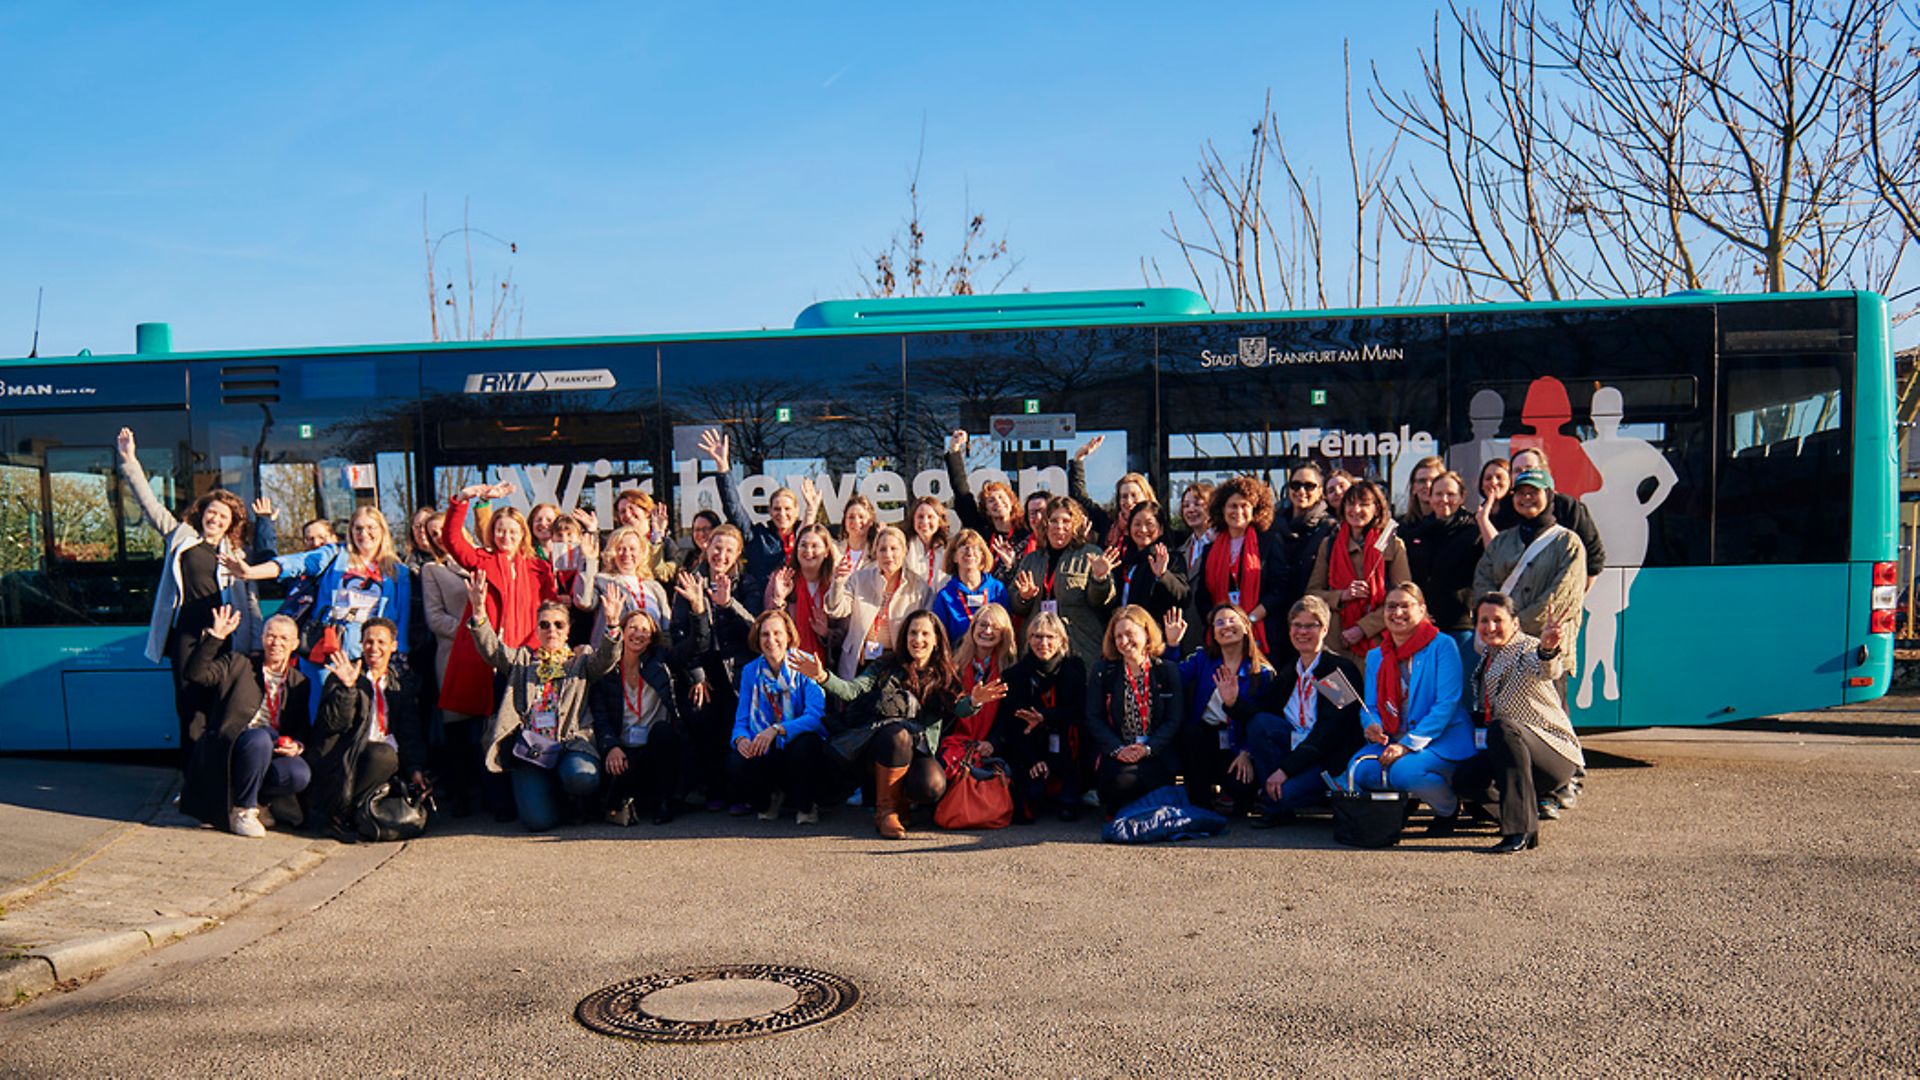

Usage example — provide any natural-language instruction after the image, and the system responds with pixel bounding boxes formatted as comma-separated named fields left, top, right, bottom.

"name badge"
left=624, top=724, right=650, bottom=748
left=863, top=639, right=884, bottom=661
left=966, top=593, right=985, bottom=608
left=1040, top=600, right=1059, bottom=617
left=1048, top=734, right=1061, bottom=754
left=1218, top=730, right=1232, bottom=750
left=1227, top=589, right=1241, bottom=608
left=1135, top=735, right=1149, bottom=745
left=1473, top=728, right=1489, bottom=751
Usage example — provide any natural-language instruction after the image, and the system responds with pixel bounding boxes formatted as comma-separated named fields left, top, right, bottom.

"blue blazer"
left=731, top=657, right=827, bottom=748
left=1175, top=649, right=1275, bottom=755
left=1360, top=632, right=1474, bottom=761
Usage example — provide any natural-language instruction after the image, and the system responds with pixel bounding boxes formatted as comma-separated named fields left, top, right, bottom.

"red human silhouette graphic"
left=1506, top=377, right=1601, bottom=498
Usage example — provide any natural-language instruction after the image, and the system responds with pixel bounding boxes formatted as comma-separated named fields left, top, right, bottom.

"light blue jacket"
left=1361, top=632, right=1474, bottom=761
left=273, top=545, right=411, bottom=660
left=731, top=656, right=827, bottom=748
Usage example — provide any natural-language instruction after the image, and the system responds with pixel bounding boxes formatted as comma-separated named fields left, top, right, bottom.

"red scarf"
left=1204, top=530, right=1266, bottom=649
left=939, top=654, right=1000, bottom=773
left=1329, top=524, right=1387, bottom=655
left=1374, top=622, right=1438, bottom=737
left=792, top=573, right=825, bottom=655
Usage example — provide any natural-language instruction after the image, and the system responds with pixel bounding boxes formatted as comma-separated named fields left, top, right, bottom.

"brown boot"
left=873, top=763, right=910, bottom=839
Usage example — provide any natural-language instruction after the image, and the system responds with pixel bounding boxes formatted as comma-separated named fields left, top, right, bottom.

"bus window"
left=259, top=462, right=320, bottom=536
left=662, top=335, right=904, bottom=528
left=1714, top=354, right=1850, bottom=565
left=905, top=326, right=1156, bottom=517
left=0, top=412, right=183, bottom=626
left=1159, top=315, right=1449, bottom=513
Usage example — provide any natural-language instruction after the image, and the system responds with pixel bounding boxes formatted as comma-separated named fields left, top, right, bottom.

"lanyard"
left=1479, top=650, right=1495, bottom=723
left=372, top=681, right=388, bottom=738
left=1125, top=664, right=1153, bottom=727
left=1295, top=662, right=1316, bottom=732
left=865, top=575, right=905, bottom=647
left=1043, top=557, right=1060, bottom=599
left=623, top=669, right=647, bottom=720
left=970, top=657, right=992, bottom=688
left=781, top=530, right=796, bottom=563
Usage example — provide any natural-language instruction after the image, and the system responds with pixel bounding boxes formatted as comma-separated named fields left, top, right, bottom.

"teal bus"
left=0, top=288, right=1896, bottom=750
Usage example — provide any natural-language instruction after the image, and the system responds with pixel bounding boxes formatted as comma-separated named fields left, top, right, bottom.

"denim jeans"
left=509, top=748, right=602, bottom=832
left=231, top=727, right=312, bottom=809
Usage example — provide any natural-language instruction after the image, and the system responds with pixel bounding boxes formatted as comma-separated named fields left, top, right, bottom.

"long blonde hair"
left=347, top=506, right=400, bottom=577
left=953, top=602, right=1017, bottom=672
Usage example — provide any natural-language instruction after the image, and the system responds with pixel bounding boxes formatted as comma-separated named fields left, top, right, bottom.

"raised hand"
left=466, top=568, right=489, bottom=617
left=251, top=495, right=276, bottom=520
left=115, top=427, right=137, bottom=462
left=1089, top=544, right=1122, bottom=580
left=1212, top=662, right=1239, bottom=706
left=1073, top=434, right=1105, bottom=462
left=791, top=648, right=826, bottom=683
left=208, top=604, right=242, bottom=640
left=600, top=584, right=626, bottom=627
left=1014, top=706, right=1045, bottom=734
left=1147, top=541, right=1170, bottom=578
left=326, top=653, right=363, bottom=688
left=219, top=550, right=253, bottom=579
left=696, top=428, right=731, bottom=473
left=1013, top=570, right=1040, bottom=600
left=833, top=553, right=856, bottom=581
left=1162, top=608, right=1188, bottom=646
left=674, top=571, right=708, bottom=614
left=948, top=429, right=969, bottom=454
left=969, top=679, right=1008, bottom=708
left=768, top=567, right=794, bottom=607
left=710, top=571, right=734, bottom=610
left=990, top=534, right=1017, bottom=570
left=649, top=502, right=669, bottom=541
left=579, top=526, right=600, bottom=562
left=800, top=476, right=822, bottom=520
left=1539, top=613, right=1563, bottom=653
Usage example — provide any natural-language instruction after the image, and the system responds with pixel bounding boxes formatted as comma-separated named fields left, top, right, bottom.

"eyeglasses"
left=1288, top=481, right=1319, bottom=492
left=1289, top=621, right=1324, bottom=632
left=537, top=619, right=569, bottom=630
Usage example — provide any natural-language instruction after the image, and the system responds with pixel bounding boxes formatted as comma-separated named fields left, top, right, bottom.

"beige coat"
left=1472, top=524, right=1587, bottom=668
left=1305, top=530, right=1412, bottom=658
left=420, top=560, right=470, bottom=685
left=823, top=566, right=932, bottom=679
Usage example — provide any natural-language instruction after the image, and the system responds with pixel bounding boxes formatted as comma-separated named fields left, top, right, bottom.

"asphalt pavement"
left=1, top=698, right=1916, bottom=1075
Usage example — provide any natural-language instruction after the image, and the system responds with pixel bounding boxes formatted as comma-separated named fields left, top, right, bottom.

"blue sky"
left=4, top=4, right=1469, bottom=355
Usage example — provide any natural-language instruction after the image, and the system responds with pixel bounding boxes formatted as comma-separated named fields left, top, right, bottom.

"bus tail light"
left=1870, top=562, right=1899, bottom=635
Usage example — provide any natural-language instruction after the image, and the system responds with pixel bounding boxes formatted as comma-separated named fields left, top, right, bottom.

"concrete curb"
left=4, top=841, right=333, bottom=1008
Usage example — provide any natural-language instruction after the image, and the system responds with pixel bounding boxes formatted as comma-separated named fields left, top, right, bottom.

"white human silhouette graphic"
left=1577, top=386, right=1679, bottom=707
left=1447, top=388, right=1509, bottom=509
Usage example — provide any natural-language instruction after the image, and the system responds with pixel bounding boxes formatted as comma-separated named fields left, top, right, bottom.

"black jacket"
left=588, top=647, right=689, bottom=754
left=666, top=576, right=736, bottom=693
left=1226, top=651, right=1365, bottom=782
left=1403, top=510, right=1484, bottom=633
left=717, top=470, right=795, bottom=617
left=992, top=655, right=1088, bottom=749
left=1275, top=504, right=1335, bottom=613
left=310, top=665, right=426, bottom=823
left=1493, top=492, right=1605, bottom=577
left=179, top=635, right=312, bottom=826
left=944, top=449, right=1027, bottom=553
left=1085, top=658, right=1184, bottom=763
left=1105, top=547, right=1190, bottom=627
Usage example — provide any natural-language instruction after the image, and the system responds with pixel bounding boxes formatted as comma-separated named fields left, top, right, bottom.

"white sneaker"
left=795, top=805, right=820, bottom=826
left=756, top=790, right=786, bottom=822
left=229, top=806, right=266, bottom=838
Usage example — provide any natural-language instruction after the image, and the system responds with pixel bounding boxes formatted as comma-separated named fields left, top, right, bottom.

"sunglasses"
left=1288, top=481, right=1319, bottom=491
left=537, top=619, right=569, bottom=630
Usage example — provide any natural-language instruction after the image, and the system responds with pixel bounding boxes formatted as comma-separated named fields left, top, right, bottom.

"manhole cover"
left=575, top=964, right=860, bottom=1042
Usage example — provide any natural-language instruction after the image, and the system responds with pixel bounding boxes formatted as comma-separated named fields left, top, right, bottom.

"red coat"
left=437, top=497, right=559, bottom=717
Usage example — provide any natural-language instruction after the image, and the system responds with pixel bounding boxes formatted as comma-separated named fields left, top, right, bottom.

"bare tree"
left=1163, top=48, right=1415, bottom=312
left=863, top=139, right=1022, bottom=298
left=423, top=195, right=525, bottom=341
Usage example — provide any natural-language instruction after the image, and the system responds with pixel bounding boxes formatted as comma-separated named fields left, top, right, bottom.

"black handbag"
left=355, top=779, right=431, bottom=841
left=1327, top=754, right=1410, bottom=848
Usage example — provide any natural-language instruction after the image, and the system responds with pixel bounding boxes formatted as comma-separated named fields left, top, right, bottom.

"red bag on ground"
left=935, top=743, right=1013, bottom=831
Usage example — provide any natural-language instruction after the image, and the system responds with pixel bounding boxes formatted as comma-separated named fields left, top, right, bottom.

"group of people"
left=120, top=420, right=1597, bottom=855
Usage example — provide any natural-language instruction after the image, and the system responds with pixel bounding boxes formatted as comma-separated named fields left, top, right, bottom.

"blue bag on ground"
left=1101, top=785, right=1228, bottom=844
